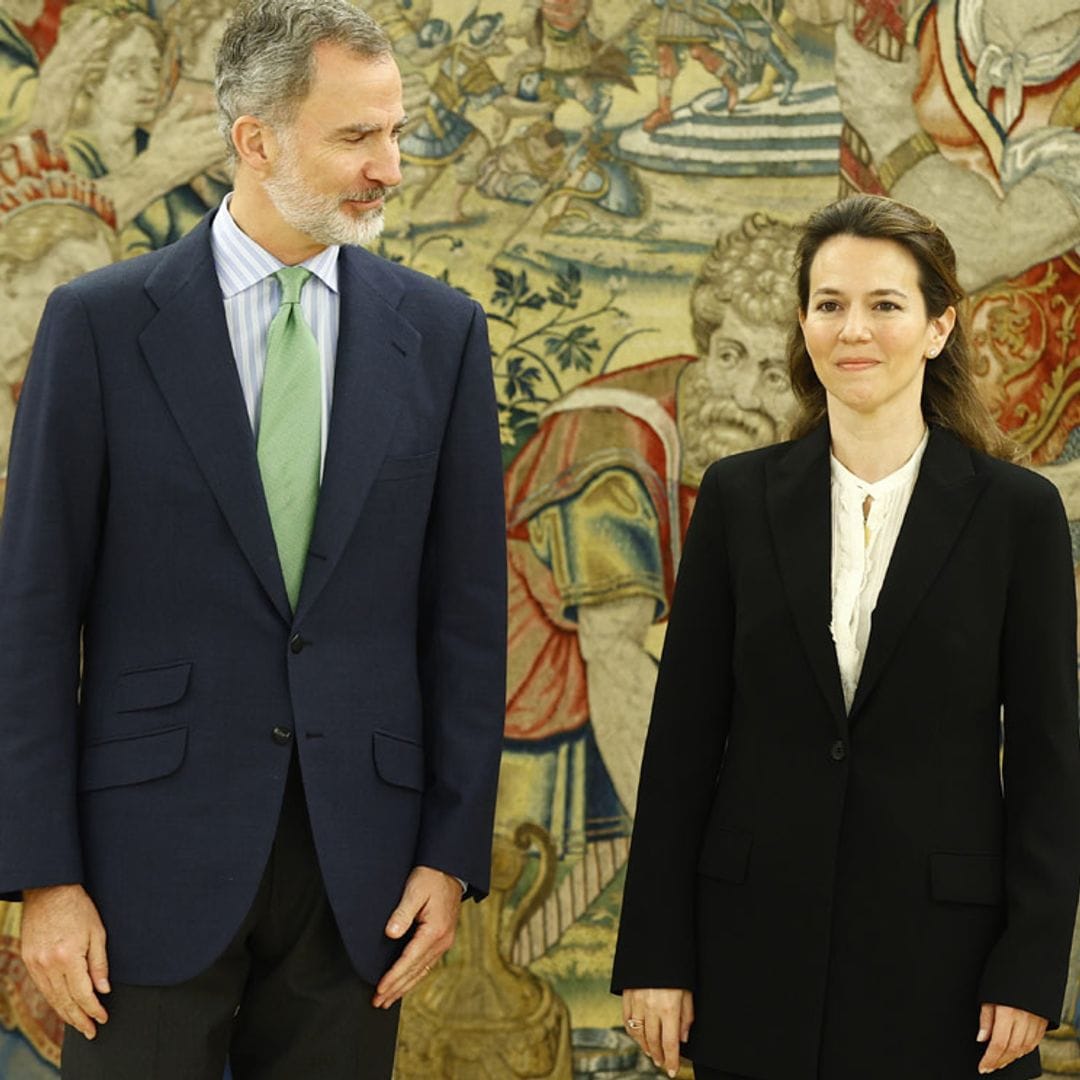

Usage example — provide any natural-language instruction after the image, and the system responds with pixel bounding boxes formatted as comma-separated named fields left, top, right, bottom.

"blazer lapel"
left=293, top=248, right=419, bottom=621
left=766, top=425, right=848, bottom=731
left=138, top=216, right=292, bottom=624
left=848, top=427, right=986, bottom=720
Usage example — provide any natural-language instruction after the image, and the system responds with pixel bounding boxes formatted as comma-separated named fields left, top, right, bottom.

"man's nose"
left=365, top=140, right=402, bottom=189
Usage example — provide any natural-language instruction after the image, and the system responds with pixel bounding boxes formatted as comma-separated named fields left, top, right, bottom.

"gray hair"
left=215, top=0, right=393, bottom=154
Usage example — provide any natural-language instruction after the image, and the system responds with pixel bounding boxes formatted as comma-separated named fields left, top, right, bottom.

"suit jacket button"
left=272, top=726, right=293, bottom=746
left=830, top=739, right=847, bottom=762
left=289, top=634, right=305, bottom=654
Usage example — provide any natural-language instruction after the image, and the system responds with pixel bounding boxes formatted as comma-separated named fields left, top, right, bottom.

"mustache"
left=342, top=186, right=396, bottom=204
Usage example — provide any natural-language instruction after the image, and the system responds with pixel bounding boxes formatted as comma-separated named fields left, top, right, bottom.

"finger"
left=643, top=1011, right=663, bottom=1068
left=53, top=984, right=98, bottom=1040
left=680, top=991, right=694, bottom=1043
left=373, top=935, right=438, bottom=1006
left=65, top=959, right=108, bottom=1025
left=385, top=884, right=425, bottom=939
left=374, top=961, right=434, bottom=1008
left=977, top=1002, right=994, bottom=1043
left=1004, top=1015, right=1036, bottom=1064
left=660, top=1010, right=681, bottom=1077
left=28, top=967, right=87, bottom=1037
left=623, top=992, right=645, bottom=1047
left=87, top=927, right=110, bottom=995
left=979, top=1011, right=1015, bottom=1074
left=373, top=953, right=438, bottom=1008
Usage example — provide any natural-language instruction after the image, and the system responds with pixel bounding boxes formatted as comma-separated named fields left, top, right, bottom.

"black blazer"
left=0, top=213, right=507, bottom=986
left=612, top=425, right=1080, bottom=1080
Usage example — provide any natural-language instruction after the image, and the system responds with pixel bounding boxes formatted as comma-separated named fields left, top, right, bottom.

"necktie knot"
left=273, top=265, right=312, bottom=306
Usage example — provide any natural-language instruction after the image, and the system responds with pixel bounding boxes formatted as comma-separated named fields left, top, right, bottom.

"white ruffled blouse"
left=830, top=429, right=929, bottom=711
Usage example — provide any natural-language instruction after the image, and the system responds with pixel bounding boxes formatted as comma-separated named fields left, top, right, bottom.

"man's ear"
left=231, top=115, right=273, bottom=173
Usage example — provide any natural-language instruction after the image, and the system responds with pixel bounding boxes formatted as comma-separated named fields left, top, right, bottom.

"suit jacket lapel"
left=294, top=247, right=419, bottom=621
left=766, top=425, right=848, bottom=732
left=138, top=215, right=292, bottom=624
left=848, top=427, right=986, bottom=720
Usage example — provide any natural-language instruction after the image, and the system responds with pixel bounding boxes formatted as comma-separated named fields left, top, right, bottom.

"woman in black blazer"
left=611, top=194, right=1080, bottom=1080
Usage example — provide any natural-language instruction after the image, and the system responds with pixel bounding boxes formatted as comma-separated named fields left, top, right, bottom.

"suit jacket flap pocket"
left=697, top=826, right=752, bottom=883
left=930, top=852, right=1004, bottom=905
left=374, top=451, right=438, bottom=482
left=373, top=730, right=425, bottom=791
left=79, top=725, right=188, bottom=793
left=116, top=661, right=192, bottom=712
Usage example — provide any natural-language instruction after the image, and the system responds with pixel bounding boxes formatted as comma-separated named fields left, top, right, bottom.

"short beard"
left=264, top=136, right=390, bottom=248
left=678, top=365, right=779, bottom=484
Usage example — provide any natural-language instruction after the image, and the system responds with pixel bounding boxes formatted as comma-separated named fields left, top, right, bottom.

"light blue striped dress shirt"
left=210, top=195, right=340, bottom=475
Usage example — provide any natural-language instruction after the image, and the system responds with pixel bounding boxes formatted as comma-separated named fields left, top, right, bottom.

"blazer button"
left=830, top=739, right=847, bottom=762
left=289, top=634, right=306, bottom=654
left=272, top=726, right=293, bottom=746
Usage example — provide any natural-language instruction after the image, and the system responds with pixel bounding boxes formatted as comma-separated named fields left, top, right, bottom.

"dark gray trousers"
left=61, top=756, right=400, bottom=1079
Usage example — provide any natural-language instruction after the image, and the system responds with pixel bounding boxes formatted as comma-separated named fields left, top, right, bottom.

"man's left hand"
left=977, top=1003, right=1048, bottom=1073
left=373, top=866, right=462, bottom=1008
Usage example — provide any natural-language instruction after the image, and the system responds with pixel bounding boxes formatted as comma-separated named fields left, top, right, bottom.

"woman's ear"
left=928, top=304, right=956, bottom=355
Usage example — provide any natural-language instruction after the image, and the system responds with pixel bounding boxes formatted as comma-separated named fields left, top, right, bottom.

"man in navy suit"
left=0, top=1, right=506, bottom=1075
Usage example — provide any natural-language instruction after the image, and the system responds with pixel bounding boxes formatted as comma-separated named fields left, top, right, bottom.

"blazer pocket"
left=929, top=852, right=1005, bottom=906
left=697, top=826, right=752, bottom=884
left=116, top=661, right=192, bottom=713
left=374, top=451, right=439, bottom=482
left=79, top=725, right=188, bottom=793
left=373, top=730, right=426, bottom=792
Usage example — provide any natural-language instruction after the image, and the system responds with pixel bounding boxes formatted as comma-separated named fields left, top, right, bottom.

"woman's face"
left=798, top=234, right=954, bottom=424
left=91, top=25, right=161, bottom=129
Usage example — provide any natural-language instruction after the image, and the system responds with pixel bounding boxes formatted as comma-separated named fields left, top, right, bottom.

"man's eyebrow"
left=332, top=116, right=409, bottom=136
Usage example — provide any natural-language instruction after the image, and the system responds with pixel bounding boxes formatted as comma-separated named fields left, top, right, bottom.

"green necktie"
left=257, top=266, right=321, bottom=611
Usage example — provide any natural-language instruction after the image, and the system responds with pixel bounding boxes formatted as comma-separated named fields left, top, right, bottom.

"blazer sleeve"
left=0, top=285, right=107, bottom=898
left=611, top=459, right=735, bottom=992
left=412, top=301, right=507, bottom=899
left=978, top=475, right=1080, bottom=1022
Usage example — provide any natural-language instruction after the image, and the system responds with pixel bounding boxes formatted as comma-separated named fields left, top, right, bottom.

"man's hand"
left=977, top=1003, right=1048, bottom=1073
left=372, top=866, right=462, bottom=1008
left=622, top=987, right=693, bottom=1078
left=20, top=884, right=110, bottom=1040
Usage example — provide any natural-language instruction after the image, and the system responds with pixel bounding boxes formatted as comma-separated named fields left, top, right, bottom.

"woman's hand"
left=977, top=1003, right=1048, bottom=1073
left=622, top=987, right=693, bottom=1078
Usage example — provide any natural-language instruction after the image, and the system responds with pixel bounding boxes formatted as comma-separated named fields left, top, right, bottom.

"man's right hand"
left=20, top=884, right=110, bottom=1040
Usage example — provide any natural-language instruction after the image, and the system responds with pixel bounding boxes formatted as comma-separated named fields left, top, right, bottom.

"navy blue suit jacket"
left=0, top=212, right=507, bottom=987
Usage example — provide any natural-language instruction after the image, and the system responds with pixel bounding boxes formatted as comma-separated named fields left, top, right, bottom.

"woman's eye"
left=816, top=301, right=839, bottom=312
left=876, top=301, right=899, bottom=311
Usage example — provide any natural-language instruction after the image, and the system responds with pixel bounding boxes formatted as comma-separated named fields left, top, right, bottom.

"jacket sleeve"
left=611, top=459, right=735, bottom=991
left=0, top=285, right=107, bottom=898
left=978, top=475, right=1080, bottom=1022
left=413, top=301, right=507, bottom=899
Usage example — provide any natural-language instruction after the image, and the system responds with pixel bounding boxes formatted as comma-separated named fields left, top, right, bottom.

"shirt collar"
left=211, top=193, right=340, bottom=298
